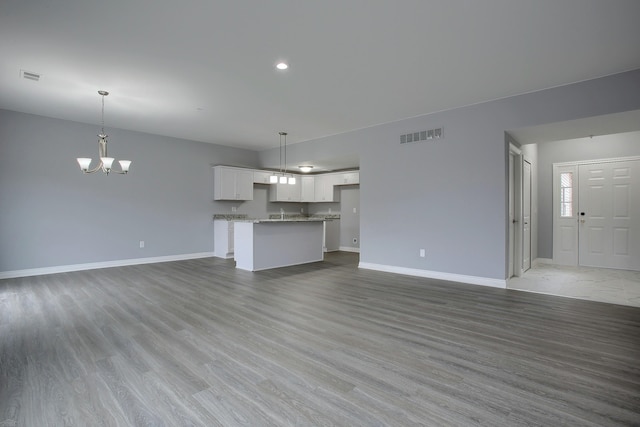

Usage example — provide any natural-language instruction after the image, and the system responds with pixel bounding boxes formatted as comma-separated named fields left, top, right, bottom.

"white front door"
left=578, top=159, right=640, bottom=270
left=523, top=160, right=532, bottom=271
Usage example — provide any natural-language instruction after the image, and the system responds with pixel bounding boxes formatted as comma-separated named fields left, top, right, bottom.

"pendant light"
left=269, top=131, right=295, bottom=184
left=77, top=90, right=131, bottom=175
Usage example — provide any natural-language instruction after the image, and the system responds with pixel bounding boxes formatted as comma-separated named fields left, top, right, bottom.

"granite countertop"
left=213, top=214, right=249, bottom=220
left=214, top=213, right=340, bottom=221
left=310, top=213, right=341, bottom=220
left=234, top=218, right=326, bottom=223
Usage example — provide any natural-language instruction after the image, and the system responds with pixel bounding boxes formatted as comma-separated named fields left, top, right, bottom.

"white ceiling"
left=1, top=0, right=640, bottom=153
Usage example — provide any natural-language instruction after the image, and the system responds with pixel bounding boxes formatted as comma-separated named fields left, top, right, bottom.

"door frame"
left=508, top=143, right=524, bottom=278
left=522, top=159, right=532, bottom=272
left=552, top=155, right=640, bottom=266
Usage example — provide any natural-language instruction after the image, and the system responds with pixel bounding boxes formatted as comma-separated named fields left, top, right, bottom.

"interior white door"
left=522, top=160, right=532, bottom=271
left=553, top=164, right=579, bottom=265
left=578, top=160, right=640, bottom=270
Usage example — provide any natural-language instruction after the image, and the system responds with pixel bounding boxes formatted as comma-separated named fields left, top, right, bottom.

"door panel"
left=579, top=160, right=639, bottom=270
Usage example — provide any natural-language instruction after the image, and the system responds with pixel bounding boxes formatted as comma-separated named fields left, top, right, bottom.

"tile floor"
left=508, top=262, right=640, bottom=307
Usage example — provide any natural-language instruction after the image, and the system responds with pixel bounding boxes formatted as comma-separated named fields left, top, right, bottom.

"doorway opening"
left=552, top=156, right=640, bottom=271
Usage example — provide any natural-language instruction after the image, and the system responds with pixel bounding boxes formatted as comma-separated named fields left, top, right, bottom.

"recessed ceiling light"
left=276, top=62, right=289, bottom=70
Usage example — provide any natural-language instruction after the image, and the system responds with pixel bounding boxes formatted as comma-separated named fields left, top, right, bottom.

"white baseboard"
left=0, top=252, right=216, bottom=280
left=358, top=262, right=507, bottom=289
left=534, top=258, right=553, bottom=266
left=339, top=246, right=360, bottom=253
left=213, top=252, right=234, bottom=259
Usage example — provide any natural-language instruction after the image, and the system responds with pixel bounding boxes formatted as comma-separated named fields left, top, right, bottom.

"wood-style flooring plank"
left=1, top=252, right=639, bottom=426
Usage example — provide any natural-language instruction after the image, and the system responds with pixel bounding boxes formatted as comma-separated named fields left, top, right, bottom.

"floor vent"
left=21, top=70, right=41, bottom=81
left=400, top=127, right=443, bottom=144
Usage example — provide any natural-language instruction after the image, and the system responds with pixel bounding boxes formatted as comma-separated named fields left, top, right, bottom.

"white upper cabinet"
left=301, top=176, right=315, bottom=202
left=213, top=166, right=254, bottom=200
left=314, top=174, right=339, bottom=202
left=269, top=178, right=301, bottom=202
left=213, top=166, right=358, bottom=203
left=253, top=170, right=272, bottom=184
left=336, top=171, right=359, bottom=185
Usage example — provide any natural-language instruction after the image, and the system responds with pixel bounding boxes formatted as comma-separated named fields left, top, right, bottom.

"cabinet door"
left=235, top=169, right=254, bottom=200
left=342, top=172, right=359, bottom=185
left=215, top=167, right=238, bottom=200
left=314, top=175, right=338, bottom=202
left=228, top=222, right=234, bottom=253
left=214, top=166, right=254, bottom=200
left=214, top=220, right=234, bottom=258
left=253, top=170, right=272, bottom=184
left=271, top=180, right=301, bottom=202
left=301, top=176, right=315, bottom=202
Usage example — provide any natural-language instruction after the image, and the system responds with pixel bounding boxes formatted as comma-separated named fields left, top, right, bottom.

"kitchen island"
left=233, top=219, right=324, bottom=271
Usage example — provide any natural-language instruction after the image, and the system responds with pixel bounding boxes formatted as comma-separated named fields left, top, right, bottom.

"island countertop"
left=233, top=218, right=326, bottom=223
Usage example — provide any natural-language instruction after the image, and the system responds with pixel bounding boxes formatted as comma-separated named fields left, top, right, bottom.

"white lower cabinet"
left=323, top=219, right=340, bottom=252
left=213, top=220, right=234, bottom=258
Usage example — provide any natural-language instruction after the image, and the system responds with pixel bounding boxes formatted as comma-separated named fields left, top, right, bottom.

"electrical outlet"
left=419, top=248, right=425, bottom=257
left=140, top=240, right=145, bottom=249
left=353, top=207, right=357, bottom=214
left=231, top=206, right=237, bottom=212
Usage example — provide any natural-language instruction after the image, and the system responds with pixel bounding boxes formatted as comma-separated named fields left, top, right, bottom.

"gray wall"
left=307, top=187, right=360, bottom=251
left=260, top=69, right=640, bottom=280
left=216, top=185, right=306, bottom=219
left=536, top=130, right=640, bottom=259
left=0, top=109, right=259, bottom=272
left=3, top=69, right=640, bottom=279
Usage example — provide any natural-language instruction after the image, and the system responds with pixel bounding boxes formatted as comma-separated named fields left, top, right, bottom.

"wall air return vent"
left=20, top=70, right=41, bottom=81
left=400, top=127, right=443, bottom=144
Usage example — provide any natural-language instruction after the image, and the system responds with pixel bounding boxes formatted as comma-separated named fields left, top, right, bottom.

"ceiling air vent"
left=20, top=69, right=41, bottom=81
left=400, top=127, right=443, bottom=144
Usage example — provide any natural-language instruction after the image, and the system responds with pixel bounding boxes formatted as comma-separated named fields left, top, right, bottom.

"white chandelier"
left=270, top=131, right=296, bottom=184
left=77, top=90, right=131, bottom=175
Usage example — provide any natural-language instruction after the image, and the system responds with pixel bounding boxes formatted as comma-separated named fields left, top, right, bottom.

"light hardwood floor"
left=1, top=252, right=639, bottom=426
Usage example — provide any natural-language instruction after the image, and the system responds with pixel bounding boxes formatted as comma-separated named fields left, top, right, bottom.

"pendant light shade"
left=269, top=131, right=295, bottom=185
